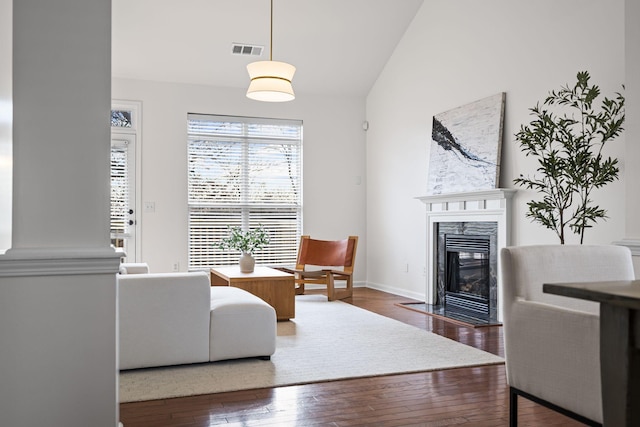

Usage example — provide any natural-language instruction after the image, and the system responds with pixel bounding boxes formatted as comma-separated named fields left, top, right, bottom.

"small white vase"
left=239, top=252, right=255, bottom=273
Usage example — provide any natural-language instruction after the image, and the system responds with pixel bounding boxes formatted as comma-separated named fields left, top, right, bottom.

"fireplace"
left=418, top=188, right=515, bottom=323
left=444, top=234, right=490, bottom=316
left=437, top=222, right=498, bottom=322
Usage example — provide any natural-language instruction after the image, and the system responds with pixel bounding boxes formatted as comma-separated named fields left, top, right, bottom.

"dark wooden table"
left=543, top=280, right=640, bottom=426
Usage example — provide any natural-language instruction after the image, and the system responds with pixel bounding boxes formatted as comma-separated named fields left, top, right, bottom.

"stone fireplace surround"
left=417, top=189, right=516, bottom=322
left=437, top=221, right=498, bottom=321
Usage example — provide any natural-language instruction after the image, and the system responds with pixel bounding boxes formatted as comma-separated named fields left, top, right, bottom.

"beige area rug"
left=119, top=294, right=504, bottom=402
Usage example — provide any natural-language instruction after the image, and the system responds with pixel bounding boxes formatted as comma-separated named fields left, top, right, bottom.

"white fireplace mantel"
left=417, top=188, right=516, bottom=322
left=416, top=188, right=516, bottom=207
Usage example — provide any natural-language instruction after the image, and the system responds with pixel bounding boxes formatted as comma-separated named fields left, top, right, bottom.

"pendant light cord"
left=269, top=0, right=273, bottom=61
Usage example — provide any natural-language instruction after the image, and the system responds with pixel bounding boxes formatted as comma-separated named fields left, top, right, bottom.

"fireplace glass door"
left=444, top=235, right=490, bottom=316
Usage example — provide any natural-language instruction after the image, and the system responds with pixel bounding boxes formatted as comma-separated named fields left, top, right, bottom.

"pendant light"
left=246, top=0, right=296, bottom=102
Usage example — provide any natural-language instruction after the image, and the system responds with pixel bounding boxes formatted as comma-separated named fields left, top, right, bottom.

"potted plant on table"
left=218, top=225, right=270, bottom=273
left=514, top=71, right=625, bottom=244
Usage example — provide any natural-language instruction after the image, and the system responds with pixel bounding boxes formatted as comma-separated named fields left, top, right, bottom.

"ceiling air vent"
left=231, top=43, right=264, bottom=56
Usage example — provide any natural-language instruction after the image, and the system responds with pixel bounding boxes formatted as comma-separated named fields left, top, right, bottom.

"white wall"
left=112, top=78, right=367, bottom=281
left=366, top=0, right=626, bottom=299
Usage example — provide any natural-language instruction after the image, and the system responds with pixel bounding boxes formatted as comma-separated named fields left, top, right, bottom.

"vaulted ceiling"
left=112, top=0, right=424, bottom=97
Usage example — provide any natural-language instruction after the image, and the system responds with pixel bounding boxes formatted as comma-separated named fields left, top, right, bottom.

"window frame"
left=187, top=113, right=303, bottom=270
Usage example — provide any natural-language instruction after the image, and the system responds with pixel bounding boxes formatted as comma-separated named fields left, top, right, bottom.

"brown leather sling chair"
left=281, top=235, right=358, bottom=301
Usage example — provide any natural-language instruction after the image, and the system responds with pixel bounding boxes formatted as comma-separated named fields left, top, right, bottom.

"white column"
left=616, top=0, right=640, bottom=275
left=625, top=0, right=640, bottom=236
left=12, top=0, right=111, bottom=250
left=0, top=1, right=120, bottom=426
left=0, top=0, right=10, bottom=253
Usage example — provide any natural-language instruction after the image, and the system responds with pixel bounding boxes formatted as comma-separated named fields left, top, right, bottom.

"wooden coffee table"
left=210, top=266, right=295, bottom=320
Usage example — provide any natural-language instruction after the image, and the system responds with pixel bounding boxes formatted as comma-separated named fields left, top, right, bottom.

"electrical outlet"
left=144, top=201, right=156, bottom=213
left=172, top=262, right=180, bottom=272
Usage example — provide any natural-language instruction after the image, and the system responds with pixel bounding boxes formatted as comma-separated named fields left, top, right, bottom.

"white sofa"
left=500, top=244, right=635, bottom=426
left=118, top=268, right=276, bottom=370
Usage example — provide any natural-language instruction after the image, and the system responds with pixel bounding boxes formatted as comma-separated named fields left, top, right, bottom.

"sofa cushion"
left=209, top=286, right=276, bottom=362
left=119, top=263, right=150, bottom=275
left=118, top=272, right=211, bottom=370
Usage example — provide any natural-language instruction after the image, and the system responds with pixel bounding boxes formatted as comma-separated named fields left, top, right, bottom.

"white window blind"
left=110, top=140, right=129, bottom=245
left=187, top=114, right=303, bottom=270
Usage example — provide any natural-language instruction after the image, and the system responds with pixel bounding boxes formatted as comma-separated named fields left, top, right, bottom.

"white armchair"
left=500, top=244, right=634, bottom=426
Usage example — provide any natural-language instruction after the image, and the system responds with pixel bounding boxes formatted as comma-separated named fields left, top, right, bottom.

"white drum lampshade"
left=246, top=60, right=296, bottom=102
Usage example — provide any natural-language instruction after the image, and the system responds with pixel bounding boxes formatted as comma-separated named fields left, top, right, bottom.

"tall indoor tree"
left=514, top=71, right=625, bottom=244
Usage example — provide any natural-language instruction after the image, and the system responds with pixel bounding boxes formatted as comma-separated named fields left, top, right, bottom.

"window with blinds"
left=187, top=114, right=303, bottom=270
left=110, top=140, right=129, bottom=247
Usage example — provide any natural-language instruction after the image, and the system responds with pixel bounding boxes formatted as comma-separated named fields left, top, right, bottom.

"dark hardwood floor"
left=120, top=288, right=583, bottom=426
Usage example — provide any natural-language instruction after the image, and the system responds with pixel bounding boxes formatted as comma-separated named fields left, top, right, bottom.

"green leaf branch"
left=514, top=71, right=624, bottom=244
left=218, top=225, right=270, bottom=254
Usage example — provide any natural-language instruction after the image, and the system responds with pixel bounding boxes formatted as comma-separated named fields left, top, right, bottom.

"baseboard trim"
left=613, top=239, right=640, bottom=256
left=365, top=281, right=424, bottom=301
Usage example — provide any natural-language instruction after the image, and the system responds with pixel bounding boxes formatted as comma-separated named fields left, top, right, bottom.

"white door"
left=110, top=133, right=137, bottom=261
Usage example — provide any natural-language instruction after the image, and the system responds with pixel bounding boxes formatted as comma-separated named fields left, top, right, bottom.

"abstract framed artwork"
left=426, top=92, right=506, bottom=195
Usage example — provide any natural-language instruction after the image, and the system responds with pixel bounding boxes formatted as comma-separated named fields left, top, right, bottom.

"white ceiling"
left=112, top=0, right=424, bottom=97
